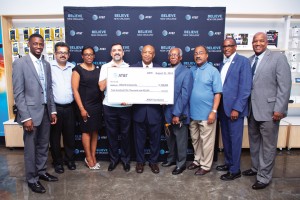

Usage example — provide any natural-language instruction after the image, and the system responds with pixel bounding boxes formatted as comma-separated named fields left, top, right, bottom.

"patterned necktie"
left=251, top=57, right=259, bottom=77
left=36, top=60, right=47, bottom=103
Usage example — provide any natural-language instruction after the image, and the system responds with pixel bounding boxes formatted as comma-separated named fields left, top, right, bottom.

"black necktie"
left=252, top=57, right=258, bottom=77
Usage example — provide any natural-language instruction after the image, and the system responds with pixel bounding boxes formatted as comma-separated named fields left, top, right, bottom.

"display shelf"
left=1, top=15, right=64, bottom=119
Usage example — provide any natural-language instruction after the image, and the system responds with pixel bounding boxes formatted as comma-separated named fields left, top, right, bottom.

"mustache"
left=114, top=53, right=120, bottom=56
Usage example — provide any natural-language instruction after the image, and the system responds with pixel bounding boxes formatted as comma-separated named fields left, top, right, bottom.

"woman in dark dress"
left=72, top=46, right=102, bottom=169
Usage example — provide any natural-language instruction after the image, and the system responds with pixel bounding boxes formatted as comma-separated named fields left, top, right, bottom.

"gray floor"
left=0, top=147, right=300, bottom=200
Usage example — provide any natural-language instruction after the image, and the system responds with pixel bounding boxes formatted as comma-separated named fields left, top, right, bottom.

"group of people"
left=12, top=32, right=291, bottom=194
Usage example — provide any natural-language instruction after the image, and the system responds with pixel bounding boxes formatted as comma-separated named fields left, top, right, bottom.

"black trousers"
left=103, top=105, right=132, bottom=164
left=50, top=103, right=75, bottom=165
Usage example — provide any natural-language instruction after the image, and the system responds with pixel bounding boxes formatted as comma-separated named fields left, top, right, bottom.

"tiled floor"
left=0, top=147, right=300, bottom=200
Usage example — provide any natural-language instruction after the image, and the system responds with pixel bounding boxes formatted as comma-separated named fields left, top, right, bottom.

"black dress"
left=73, top=65, right=102, bottom=132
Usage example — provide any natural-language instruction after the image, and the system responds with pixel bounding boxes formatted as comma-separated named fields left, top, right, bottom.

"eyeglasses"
left=222, top=45, right=236, bottom=48
left=169, top=53, right=180, bottom=57
left=83, top=54, right=95, bottom=57
left=194, top=51, right=206, bottom=56
left=56, top=51, right=69, bottom=55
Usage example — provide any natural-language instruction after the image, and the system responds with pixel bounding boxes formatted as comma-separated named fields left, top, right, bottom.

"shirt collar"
left=29, top=52, right=42, bottom=63
left=51, top=59, right=74, bottom=70
left=142, top=61, right=153, bottom=68
left=223, top=52, right=237, bottom=63
left=196, top=62, right=208, bottom=69
left=256, top=50, right=266, bottom=60
left=109, top=60, right=127, bottom=67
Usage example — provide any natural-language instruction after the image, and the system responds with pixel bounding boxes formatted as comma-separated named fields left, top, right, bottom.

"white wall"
left=0, top=0, right=299, bottom=15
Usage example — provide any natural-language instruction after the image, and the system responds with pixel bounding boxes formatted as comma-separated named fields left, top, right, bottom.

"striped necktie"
left=252, top=57, right=258, bottom=77
left=36, top=60, right=47, bottom=103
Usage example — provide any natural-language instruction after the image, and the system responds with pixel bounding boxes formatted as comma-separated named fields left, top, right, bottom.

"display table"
left=3, top=119, right=65, bottom=148
left=282, top=117, right=300, bottom=149
left=3, top=119, right=24, bottom=147
left=219, top=118, right=289, bottom=149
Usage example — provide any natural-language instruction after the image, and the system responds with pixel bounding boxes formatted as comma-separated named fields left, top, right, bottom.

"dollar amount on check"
left=107, top=67, right=175, bottom=104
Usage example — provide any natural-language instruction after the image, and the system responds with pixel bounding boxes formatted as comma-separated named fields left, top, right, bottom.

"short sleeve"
left=212, top=68, right=223, bottom=93
left=99, top=64, right=107, bottom=82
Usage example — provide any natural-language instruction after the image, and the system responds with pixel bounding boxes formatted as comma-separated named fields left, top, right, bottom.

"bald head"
left=252, top=32, right=268, bottom=55
left=141, top=45, right=155, bottom=65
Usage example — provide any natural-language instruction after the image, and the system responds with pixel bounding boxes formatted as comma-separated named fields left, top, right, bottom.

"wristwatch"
left=211, top=109, right=217, bottom=113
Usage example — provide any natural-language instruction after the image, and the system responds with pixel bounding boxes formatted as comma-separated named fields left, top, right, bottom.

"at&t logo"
left=116, top=30, right=129, bottom=36
left=185, top=14, right=199, bottom=20
left=162, top=30, right=175, bottom=36
left=139, top=14, right=152, bottom=20
left=69, top=30, right=83, bottom=36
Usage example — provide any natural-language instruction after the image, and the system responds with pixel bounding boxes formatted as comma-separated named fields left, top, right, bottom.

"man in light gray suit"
left=242, top=32, right=291, bottom=190
left=13, top=34, right=58, bottom=193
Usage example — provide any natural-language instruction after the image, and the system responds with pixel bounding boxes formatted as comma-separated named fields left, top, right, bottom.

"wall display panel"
left=64, top=6, right=226, bottom=68
left=64, top=6, right=226, bottom=161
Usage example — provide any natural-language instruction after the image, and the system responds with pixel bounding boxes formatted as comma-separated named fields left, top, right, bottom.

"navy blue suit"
left=218, top=53, right=252, bottom=173
left=164, top=63, right=193, bottom=168
left=130, top=62, right=163, bottom=164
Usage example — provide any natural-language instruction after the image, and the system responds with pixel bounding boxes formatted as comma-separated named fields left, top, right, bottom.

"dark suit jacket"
left=164, top=63, right=193, bottom=124
left=218, top=53, right=252, bottom=117
left=12, top=55, right=56, bottom=126
left=130, top=61, right=163, bottom=124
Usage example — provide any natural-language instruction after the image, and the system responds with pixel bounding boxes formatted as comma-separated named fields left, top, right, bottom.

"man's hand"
left=230, top=110, right=239, bottom=121
left=172, top=116, right=180, bottom=124
left=51, top=114, right=57, bottom=125
left=23, top=119, right=34, bottom=132
left=272, top=112, right=283, bottom=121
left=207, top=112, right=216, bottom=124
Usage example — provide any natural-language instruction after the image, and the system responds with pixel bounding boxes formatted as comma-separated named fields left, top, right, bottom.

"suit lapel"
left=253, top=49, right=270, bottom=82
left=223, top=54, right=238, bottom=85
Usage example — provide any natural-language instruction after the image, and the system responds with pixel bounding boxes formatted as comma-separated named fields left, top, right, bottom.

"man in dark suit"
left=131, top=45, right=163, bottom=174
left=162, top=47, right=193, bottom=175
left=216, top=38, right=252, bottom=181
left=12, top=34, right=58, bottom=193
left=243, top=32, right=291, bottom=190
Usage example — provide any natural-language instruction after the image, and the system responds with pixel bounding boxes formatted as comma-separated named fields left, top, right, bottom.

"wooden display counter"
left=219, top=118, right=289, bottom=149
left=282, top=117, right=300, bottom=149
left=3, top=119, right=24, bottom=147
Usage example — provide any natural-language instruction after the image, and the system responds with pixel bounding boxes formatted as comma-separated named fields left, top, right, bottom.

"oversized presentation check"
left=107, top=67, right=175, bottom=104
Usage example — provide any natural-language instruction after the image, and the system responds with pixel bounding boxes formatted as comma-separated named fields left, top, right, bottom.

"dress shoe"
left=123, top=163, right=130, bottom=172
left=65, top=161, right=76, bottom=170
left=149, top=163, right=160, bottom=174
left=39, top=173, right=58, bottom=182
left=252, top=181, right=269, bottom=190
left=161, top=161, right=176, bottom=167
left=108, top=162, right=118, bottom=171
left=136, top=163, right=144, bottom=173
left=172, top=166, right=186, bottom=175
left=220, top=171, right=241, bottom=181
left=187, top=162, right=200, bottom=170
left=194, top=168, right=210, bottom=176
left=28, top=181, right=46, bottom=193
left=242, top=169, right=257, bottom=176
left=216, top=164, right=229, bottom=171
left=54, top=164, right=64, bottom=174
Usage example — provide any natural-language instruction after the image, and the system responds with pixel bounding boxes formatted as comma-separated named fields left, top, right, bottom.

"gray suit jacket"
left=12, top=55, right=56, bottom=126
left=249, top=49, right=291, bottom=121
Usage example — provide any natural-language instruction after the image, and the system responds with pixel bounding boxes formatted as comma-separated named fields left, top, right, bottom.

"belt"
left=55, top=102, right=73, bottom=108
